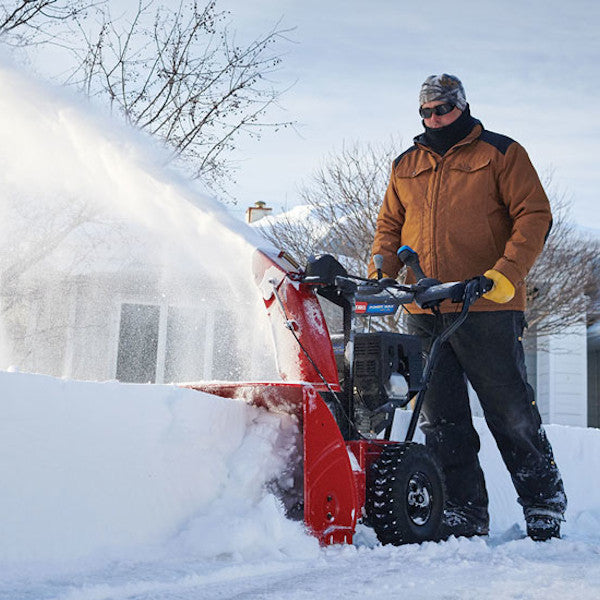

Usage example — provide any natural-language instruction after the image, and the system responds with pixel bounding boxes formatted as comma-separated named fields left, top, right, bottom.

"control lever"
left=373, top=254, right=384, bottom=280
left=396, top=245, right=442, bottom=291
left=397, top=245, right=427, bottom=281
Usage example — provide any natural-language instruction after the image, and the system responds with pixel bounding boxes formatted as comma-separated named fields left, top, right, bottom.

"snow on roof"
left=252, top=204, right=331, bottom=238
left=251, top=203, right=365, bottom=264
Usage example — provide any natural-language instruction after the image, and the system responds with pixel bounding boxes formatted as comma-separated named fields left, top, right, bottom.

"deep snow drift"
left=1, top=370, right=599, bottom=600
left=0, top=371, right=315, bottom=574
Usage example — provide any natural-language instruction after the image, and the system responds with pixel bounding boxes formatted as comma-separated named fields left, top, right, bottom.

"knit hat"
left=419, top=74, right=467, bottom=110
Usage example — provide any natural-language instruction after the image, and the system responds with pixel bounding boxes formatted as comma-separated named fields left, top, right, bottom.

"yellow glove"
left=483, top=269, right=515, bottom=303
left=368, top=271, right=393, bottom=280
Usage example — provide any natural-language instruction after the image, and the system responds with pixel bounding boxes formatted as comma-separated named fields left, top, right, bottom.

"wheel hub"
left=406, top=471, right=433, bottom=525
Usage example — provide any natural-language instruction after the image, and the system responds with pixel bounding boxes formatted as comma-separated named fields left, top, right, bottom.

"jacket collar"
left=414, top=120, right=483, bottom=157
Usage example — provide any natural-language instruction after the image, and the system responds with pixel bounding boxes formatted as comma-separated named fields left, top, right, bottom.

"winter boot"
left=440, top=505, right=489, bottom=539
left=526, top=514, right=561, bottom=541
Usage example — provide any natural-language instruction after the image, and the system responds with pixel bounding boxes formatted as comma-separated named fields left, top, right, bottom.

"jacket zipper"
left=416, top=129, right=479, bottom=278
left=430, top=157, right=443, bottom=277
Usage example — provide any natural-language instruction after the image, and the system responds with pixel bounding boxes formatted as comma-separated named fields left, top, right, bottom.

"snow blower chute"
left=187, top=246, right=493, bottom=546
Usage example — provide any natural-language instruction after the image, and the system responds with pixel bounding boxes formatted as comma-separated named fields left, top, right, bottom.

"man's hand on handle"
left=482, top=269, right=515, bottom=303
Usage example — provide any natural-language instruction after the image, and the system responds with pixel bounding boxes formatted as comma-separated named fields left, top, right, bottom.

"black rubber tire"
left=366, top=443, right=445, bottom=545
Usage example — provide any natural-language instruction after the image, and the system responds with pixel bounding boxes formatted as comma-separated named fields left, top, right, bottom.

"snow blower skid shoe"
left=184, top=246, right=494, bottom=547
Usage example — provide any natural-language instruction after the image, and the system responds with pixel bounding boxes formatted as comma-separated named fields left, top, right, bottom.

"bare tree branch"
left=525, top=182, right=600, bottom=337
left=67, top=0, right=294, bottom=193
left=261, top=139, right=399, bottom=273
left=0, top=0, right=99, bottom=47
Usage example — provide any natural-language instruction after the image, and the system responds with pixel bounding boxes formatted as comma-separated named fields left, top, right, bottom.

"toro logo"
left=355, top=301, right=367, bottom=314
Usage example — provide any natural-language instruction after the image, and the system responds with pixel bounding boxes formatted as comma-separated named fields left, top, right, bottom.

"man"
left=369, top=74, right=567, bottom=541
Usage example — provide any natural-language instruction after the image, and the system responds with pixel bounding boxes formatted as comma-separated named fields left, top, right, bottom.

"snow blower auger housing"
left=186, top=246, right=493, bottom=546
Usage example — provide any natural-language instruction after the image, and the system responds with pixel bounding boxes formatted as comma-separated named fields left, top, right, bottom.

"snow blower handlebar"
left=345, top=244, right=493, bottom=311
left=336, top=273, right=493, bottom=313
left=303, top=247, right=493, bottom=313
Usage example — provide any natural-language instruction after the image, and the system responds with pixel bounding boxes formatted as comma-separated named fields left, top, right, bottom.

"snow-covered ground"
left=1, top=369, right=599, bottom=600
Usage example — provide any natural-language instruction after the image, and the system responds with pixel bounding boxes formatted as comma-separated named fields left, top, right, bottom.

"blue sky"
left=219, top=0, right=600, bottom=229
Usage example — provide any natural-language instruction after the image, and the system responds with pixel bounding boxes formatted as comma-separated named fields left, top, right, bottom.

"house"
left=1, top=214, right=276, bottom=385
left=524, top=319, right=588, bottom=427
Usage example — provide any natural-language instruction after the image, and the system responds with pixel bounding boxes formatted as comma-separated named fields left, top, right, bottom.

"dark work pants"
left=406, top=311, right=567, bottom=526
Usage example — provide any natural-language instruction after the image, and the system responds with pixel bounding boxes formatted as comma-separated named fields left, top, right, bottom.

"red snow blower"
left=187, top=245, right=493, bottom=546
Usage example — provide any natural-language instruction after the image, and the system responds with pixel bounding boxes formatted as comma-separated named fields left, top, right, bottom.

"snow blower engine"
left=187, top=245, right=493, bottom=546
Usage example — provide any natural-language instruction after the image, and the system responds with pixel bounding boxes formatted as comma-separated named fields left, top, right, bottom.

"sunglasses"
left=419, top=102, right=455, bottom=119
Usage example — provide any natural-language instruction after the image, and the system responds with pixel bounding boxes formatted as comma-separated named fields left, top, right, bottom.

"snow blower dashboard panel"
left=354, top=300, right=398, bottom=315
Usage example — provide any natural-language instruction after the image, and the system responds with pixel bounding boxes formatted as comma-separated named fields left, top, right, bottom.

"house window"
left=116, top=303, right=160, bottom=383
left=164, top=306, right=208, bottom=383
left=115, top=302, right=224, bottom=384
left=212, top=309, right=244, bottom=380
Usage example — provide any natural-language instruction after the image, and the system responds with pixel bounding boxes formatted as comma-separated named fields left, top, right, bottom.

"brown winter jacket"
left=368, top=121, right=552, bottom=313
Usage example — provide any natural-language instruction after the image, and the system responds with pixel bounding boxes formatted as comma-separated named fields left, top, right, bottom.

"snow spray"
left=0, top=58, right=278, bottom=382
left=0, top=59, right=320, bottom=576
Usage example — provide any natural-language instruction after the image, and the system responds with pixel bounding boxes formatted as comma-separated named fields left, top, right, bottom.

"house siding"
left=536, top=346, right=551, bottom=423
left=470, top=320, right=587, bottom=427
left=588, top=349, right=600, bottom=429
left=536, top=319, right=588, bottom=427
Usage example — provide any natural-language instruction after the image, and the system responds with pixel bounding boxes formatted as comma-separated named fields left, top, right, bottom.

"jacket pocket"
left=448, top=158, right=491, bottom=175
left=446, top=157, right=493, bottom=212
left=395, top=163, right=434, bottom=179
left=394, top=162, right=434, bottom=210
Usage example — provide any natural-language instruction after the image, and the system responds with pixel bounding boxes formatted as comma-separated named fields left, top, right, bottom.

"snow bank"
left=481, top=419, right=600, bottom=537
left=0, top=370, right=317, bottom=577
left=1, top=369, right=599, bottom=583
